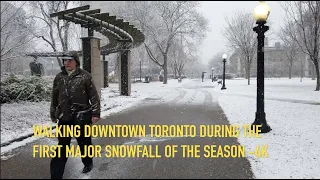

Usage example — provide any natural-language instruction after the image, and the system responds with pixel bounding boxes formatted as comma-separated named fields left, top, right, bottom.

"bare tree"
left=145, top=2, right=208, bottom=84
left=285, top=46, right=297, bottom=79
left=280, top=1, right=320, bottom=91
left=1, top=1, right=34, bottom=70
left=95, top=1, right=207, bottom=83
left=278, top=26, right=298, bottom=79
left=170, top=34, right=200, bottom=79
left=129, top=45, right=146, bottom=79
left=183, top=56, right=201, bottom=78
left=27, top=1, right=81, bottom=67
left=222, top=11, right=257, bottom=85
left=170, top=40, right=186, bottom=79
left=110, top=1, right=208, bottom=84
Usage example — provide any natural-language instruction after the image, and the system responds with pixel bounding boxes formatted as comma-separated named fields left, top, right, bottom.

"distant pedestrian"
left=201, top=72, right=205, bottom=82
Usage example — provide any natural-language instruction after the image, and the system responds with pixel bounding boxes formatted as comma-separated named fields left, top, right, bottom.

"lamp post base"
left=252, top=112, right=271, bottom=133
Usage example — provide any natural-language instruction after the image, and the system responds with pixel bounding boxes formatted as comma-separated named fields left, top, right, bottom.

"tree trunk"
left=64, top=22, right=69, bottom=51
left=315, top=60, right=320, bottom=91
left=289, top=62, right=292, bottom=79
left=245, top=60, right=250, bottom=85
left=312, top=65, right=316, bottom=80
left=163, top=54, right=168, bottom=84
left=245, top=68, right=248, bottom=79
left=178, top=68, right=182, bottom=79
left=300, top=58, right=303, bottom=82
left=300, top=68, right=303, bottom=82
left=247, top=66, right=251, bottom=85
left=173, top=63, right=177, bottom=79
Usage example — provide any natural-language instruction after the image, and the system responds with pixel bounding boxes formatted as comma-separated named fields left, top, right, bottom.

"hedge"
left=1, top=74, right=52, bottom=104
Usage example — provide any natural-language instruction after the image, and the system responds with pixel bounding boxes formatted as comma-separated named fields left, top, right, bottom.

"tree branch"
left=144, top=43, right=163, bottom=67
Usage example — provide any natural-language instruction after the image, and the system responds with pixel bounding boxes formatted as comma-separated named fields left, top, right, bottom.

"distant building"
left=228, top=42, right=314, bottom=78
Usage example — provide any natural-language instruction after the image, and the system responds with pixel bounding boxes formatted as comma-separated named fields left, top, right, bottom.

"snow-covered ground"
left=100, top=79, right=190, bottom=117
left=209, top=77, right=320, bottom=179
left=214, top=77, right=319, bottom=103
left=1, top=77, right=319, bottom=178
left=1, top=101, right=53, bottom=143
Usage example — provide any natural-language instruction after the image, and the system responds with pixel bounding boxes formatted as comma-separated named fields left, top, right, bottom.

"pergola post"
left=118, top=48, right=131, bottom=96
left=81, top=37, right=102, bottom=97
left=103, top=54, right=109, bottom=88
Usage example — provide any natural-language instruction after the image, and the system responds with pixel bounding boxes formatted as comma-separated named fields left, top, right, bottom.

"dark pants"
left=50, top=121, right=92, bottom=179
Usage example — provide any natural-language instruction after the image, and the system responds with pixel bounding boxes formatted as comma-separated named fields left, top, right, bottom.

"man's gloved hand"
left=51, top=118, right=58, bottom=123
left=92, top=116, right=100, bottom=124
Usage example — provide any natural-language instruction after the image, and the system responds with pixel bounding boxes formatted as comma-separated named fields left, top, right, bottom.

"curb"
left=0, top=125, right=56, bottom=148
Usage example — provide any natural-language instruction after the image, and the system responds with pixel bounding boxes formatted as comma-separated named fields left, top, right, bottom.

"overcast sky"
left=198, top=1, right=286, bottom=64
left=29, top=1, right=286, bottom=64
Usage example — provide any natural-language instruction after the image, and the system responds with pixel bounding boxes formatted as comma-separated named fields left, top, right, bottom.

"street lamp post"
left=221, top=54, right=227, bottom=90
left=252, top=1, right=271, bottom=133
left=212, top=67, right=214, bottom=82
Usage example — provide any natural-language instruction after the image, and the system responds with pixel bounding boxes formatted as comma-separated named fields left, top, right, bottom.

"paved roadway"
left=1, top=79, right=254, bottom=179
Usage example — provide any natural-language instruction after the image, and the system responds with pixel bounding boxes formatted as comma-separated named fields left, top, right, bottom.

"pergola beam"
left=25, top=51, right=82, bottom=58
left=50, top=5, right=90, bottom=18
left=49, top=5, right=145, bottom=55
left=78, top=9, right=100, bottom=15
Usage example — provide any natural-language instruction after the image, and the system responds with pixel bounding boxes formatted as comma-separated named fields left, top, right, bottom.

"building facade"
left=229, top=42, right=314, bottom=78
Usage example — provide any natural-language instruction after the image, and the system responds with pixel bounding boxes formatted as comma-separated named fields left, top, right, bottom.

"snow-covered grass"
left=0, top=78, right=189, bottom=153
left=213, top=77, right=319, bottom=103
left=209, top=77, right=320, bottom=178
left=1, top=101, right=54, bottom=144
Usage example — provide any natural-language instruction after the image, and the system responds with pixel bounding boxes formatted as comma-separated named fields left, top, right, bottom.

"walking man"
left=50, top=52, right=100, bottom=179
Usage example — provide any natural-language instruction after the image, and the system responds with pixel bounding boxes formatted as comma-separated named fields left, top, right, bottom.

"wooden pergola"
left=51, top=5, right=144, bottom=52
left=26, top=5, right=145, bottom=96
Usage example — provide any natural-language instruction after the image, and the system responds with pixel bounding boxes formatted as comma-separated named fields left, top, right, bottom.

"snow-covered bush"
left=0, top=74, right=52, bottom=104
